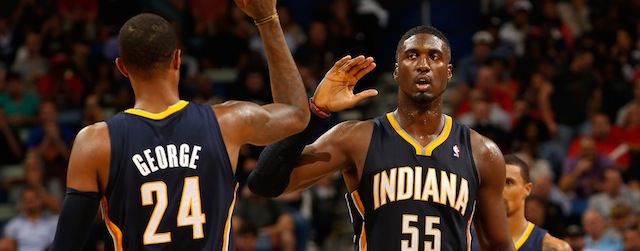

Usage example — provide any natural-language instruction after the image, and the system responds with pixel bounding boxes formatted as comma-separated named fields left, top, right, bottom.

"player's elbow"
left=288, top=107, right=310, bottom=134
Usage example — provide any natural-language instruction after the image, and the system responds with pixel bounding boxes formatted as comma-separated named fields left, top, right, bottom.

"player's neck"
left=394, top=100, right=443, bottom=137
left=508, top=214, right=530, bottom=244
left=131, top=81, right=181, bottom=113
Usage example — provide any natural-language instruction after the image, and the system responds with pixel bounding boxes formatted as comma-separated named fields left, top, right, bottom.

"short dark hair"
left=118, top=13, right=177, bottom=76
left=504, top=154, right=530, bottom=183
left=396, top=25, right=451, bottom=62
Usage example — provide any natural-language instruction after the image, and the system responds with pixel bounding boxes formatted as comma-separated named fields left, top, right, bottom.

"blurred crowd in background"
left=1, top=0, right=640, bottom=250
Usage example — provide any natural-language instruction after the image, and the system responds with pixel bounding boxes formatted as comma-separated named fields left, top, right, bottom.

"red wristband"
left=309, top=98, right=331, bottom=118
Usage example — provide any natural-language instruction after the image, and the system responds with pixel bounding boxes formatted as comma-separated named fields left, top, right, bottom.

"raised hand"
left=233, top=0, right=277, bottom=20
left=312, top=55, right=378, bottom=113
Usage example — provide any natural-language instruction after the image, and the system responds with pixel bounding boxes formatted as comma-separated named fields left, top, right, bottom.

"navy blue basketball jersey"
left=470, top=222, right=547, bottom=250
left=346, top=113, right=480, bottom=251
left=103, top=101, right=237, bottom=251
left=516, top=222, right=547, bottom=251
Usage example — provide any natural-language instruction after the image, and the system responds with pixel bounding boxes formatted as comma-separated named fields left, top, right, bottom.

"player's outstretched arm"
left=470, top=130, right=516, bottom=251
left=248, top=56, right=377, bottom=197
left=51, top=123, right=110, bottom=251
left=216, top=0, right=309, bottom=147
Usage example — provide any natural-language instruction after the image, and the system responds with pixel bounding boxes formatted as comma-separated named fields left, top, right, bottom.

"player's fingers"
left=347, top=56, right=372, bottom=76
left=352, top=89, right=379, bottom=104
left=330, top=55, right=352, bottom=73
left=340, top=55, right=365, bottom=72
left=355, top=62, right=376, bottom=80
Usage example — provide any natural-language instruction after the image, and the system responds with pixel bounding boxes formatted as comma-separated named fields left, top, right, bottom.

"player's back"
left=346, top=113, right=480, bottom=251
left=103, top=101, right=237, bottom=251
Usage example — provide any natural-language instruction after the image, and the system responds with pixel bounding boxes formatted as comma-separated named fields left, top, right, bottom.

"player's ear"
left=393, top=63, right=399, bottom=81
left=115, top=57, right=129, bottom=78
left=172, top=49, right=181, bottom=70
left=524, top=182, right=532, bottom=196
left=447, top=64, right=453, bottom=81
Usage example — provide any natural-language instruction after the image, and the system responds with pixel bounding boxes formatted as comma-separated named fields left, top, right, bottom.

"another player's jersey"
left=346, top=113, right=479, bottom=251
left=516, top=222, right=547, bottom=250
left=471, top=222, right=547, bottom=250
left=103, top=101, right=237, bottom=251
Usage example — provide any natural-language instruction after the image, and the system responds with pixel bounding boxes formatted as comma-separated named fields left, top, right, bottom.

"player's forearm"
left=257, top=18, right=309, bottom=127
left=50, top=188, right=100, bottom=251
left=249, top=114, right=323, bottom=197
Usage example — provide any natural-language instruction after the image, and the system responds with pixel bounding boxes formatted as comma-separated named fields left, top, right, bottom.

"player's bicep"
left=66, top=122, right=110, bottom=193
left=470, top=131, right=513, bottom=250
left=215, top=101, right=307, bottom=146
left=285, top=123, right=358, bottom=193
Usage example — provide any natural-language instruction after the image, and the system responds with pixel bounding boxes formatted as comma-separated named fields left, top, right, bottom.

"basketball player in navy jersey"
left=470, top=155, right=572, bottom=250
left=50, top=0, right=313, bottom=250
left=249, top=25, right=515, bottom=250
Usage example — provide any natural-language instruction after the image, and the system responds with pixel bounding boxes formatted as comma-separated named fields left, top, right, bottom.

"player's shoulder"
left=468, top=128, right=503, bottom=160
left=468, top=128, right=505, bottom=182
left=74, top=121, right=110, bottom=151
left=543, top=233, right=572, bottom=251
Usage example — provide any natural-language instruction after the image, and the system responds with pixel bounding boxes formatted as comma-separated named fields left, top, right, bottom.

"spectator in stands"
left=235, top=221, right=259, bottom=251
left=457, top=91, right=511, bottom=150
left=0, top=16, right=17, bottom=66
left=3, top=152, right=63, bottom=213
left=0, top=108, right=23, bottom=165
left=498, top=0, right=532, bottom=57
left=36, top=52, right=85, bottom=111
left=556, top=0, right=592, bottom=39
left=617, top=80, right=640, bottom=127
left=3, top=186, right=57, bottom=251
left=525, top=196, right=567, bottom=237
left=0, top=71, right=40, bottom=128
left=294, top=20, right=332, bottom=78
left=559, top=136, right=616, bottom=213
left=0, top=238, right=16, bottom=251
left=623, top=224, right=640, bottom=251
left=233, top=187, right=295, bottom=251
left=588, top=169, right=640, bottom=218
left=57, top=0, right=98, bottom=40
left=450, top=30, right=495, bottom=116
left=26, top=101, right=74, bottom=181
left=563, top=224, right=586, bottom=251
left=567, top=113, right=627, bottom=168
left=609, top=204, right=637, bottom=240
left=551, top=50, right=599, bottom=150
left=529, top=173, right=571, bottom=216
left=582, top=209, right=623, bottom=251
left=10, top=32, right=47, bottom=88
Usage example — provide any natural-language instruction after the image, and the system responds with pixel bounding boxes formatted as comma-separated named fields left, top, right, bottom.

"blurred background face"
left=24, top=155, right=44, bottom=185
left=582, top=211, right=607, bottom=238
left=624, top=227, right=640, bottom=251
left=39, top=101, right=58, bottom=123
left=602, top=169, right=623, bottom=196
left=591, top=114, right=611, bottom=139
left=20, top=189, right=43, bottom=215
left=503, top=164, right=531, bottom=217
left=579, top=137, right=597, bottom=159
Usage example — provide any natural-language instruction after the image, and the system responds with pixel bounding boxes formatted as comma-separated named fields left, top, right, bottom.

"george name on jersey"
left=132, top=144, right=202, bottom=176
left=373, top=166, right=469, bottom=215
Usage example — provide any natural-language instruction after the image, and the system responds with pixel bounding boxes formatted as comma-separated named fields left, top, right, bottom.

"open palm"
left=313, top=55, right=378, bottom=113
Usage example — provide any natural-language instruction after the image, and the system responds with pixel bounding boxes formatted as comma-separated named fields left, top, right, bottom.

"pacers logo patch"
left=453, top=145, right=460, bottom=158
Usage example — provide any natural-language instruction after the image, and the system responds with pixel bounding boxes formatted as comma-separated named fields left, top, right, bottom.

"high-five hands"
left=313, top=55, right=378, bottom=113
left=233, top=0, right=277, bottom=21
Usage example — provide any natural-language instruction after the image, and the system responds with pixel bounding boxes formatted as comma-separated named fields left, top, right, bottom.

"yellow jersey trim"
left=386, top=113, right=452, bottom=156
left=125, top=100, right=189, bottom=120
left=514, top=222, right=535, bottom=249
left=222, top=183, right=239, bottom=251
left=101, top=197, right=124, bottom=251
